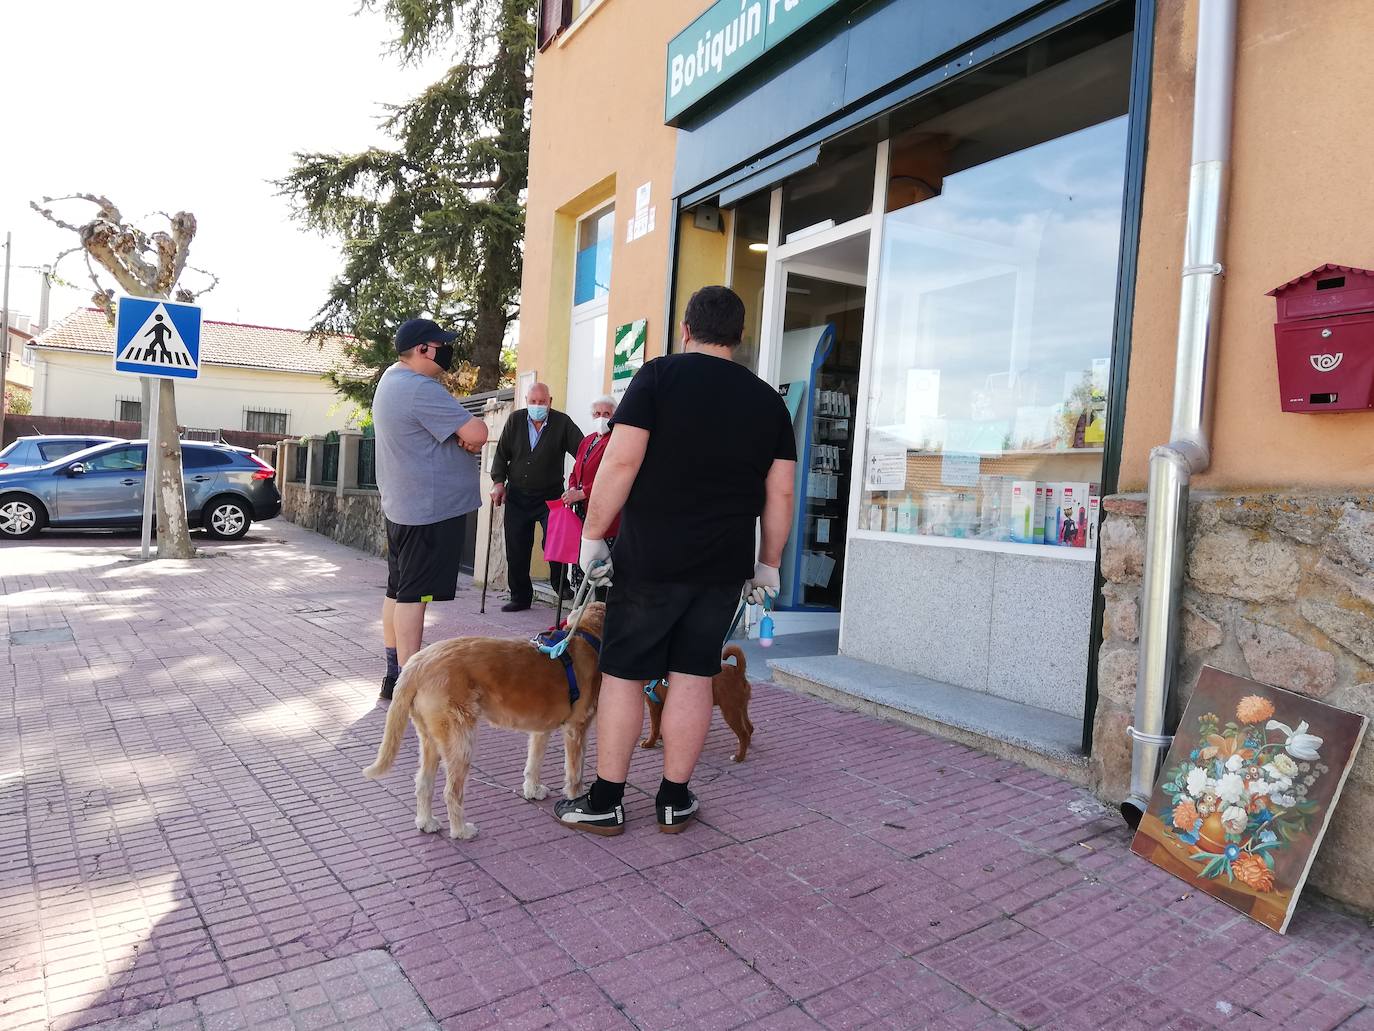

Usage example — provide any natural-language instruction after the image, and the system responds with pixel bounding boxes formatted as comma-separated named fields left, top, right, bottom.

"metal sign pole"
left=140, top=377, right=160, bottom=560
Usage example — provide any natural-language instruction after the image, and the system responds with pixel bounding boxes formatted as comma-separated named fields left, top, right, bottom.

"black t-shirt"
left=611, top=352, right=797, bottom=584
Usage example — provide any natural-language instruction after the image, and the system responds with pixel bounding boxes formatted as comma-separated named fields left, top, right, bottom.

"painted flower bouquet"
left=1156, top=694, right=1328, bottom=893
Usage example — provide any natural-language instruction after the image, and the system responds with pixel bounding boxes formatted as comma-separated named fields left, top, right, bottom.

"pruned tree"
left=277, top=0, right=533, bottom=406
left=31, top=193, right=219, bottom=560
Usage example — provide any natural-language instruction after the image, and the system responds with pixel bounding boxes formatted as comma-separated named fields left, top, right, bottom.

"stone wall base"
left=280, top=483, right=387, bottom=557
left=1093, top=491, right=1374, bottom=915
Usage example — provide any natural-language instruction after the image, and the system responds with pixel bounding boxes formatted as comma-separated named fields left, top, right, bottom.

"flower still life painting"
left=1131, top=666, right=1366, bottom=933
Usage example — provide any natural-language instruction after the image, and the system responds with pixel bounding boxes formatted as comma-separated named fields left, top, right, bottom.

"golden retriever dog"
left=363, top=603, right=605, bottom=840
left=640, top=644, right=753, bottom=763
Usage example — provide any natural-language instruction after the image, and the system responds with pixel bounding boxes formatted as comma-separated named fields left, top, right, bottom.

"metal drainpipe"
left=1121, top=0, right=1237, bottom=827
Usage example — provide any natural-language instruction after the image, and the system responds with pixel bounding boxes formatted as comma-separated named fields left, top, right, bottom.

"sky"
left=2, top=0, right=446, bottom=333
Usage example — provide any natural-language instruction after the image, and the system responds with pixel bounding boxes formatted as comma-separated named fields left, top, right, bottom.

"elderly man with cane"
left=488, top=382, right=583, bottom=612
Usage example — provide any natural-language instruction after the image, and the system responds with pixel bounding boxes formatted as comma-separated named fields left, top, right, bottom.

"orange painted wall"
left=1119, top=0, right=1374, bottom=490
left=519, top=0, right=704, bottom=403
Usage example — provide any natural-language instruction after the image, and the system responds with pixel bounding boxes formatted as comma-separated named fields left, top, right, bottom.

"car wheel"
left=0, top=494, right=47, bottom=539
left=204, top=498, right=251, bottom=540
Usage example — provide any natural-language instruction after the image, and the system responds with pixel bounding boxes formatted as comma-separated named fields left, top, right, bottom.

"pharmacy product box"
left=1043, top=482, right=1061, bottom=547
left=1086, top=488, right=1101, bottom=550
left=1010, top=480, right=1038, bottom=544
left=1058, top=481, right=1091, bottom=547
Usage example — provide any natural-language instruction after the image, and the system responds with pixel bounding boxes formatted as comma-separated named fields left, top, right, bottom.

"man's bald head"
left=527, top=382, right=552, bottom=406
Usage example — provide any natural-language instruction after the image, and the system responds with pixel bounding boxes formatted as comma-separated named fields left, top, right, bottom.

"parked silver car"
left=0, top=440, right=281, bottom=540
left=0, top=434, right=121, bottom=472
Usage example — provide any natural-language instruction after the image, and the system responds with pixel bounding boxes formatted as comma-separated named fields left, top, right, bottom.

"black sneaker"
left=380, top=674, right=397, bottom=701
left=554, top=792, right=625, bottom=836
left=657, top=790, right=699, bottom=834
left=501, top=600, right=531, bottom=613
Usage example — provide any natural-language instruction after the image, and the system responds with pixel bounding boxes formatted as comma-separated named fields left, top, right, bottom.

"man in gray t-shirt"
left=371, top=318, right=489, bottom=702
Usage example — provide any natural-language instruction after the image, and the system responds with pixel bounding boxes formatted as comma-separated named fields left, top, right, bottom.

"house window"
left=244, top=409, right=289, bottom=435
left=573, top=203, right=615, bottom=306
left=537, top=0, right=572, bottom=49
left=117, top=398, right=142, bottom=423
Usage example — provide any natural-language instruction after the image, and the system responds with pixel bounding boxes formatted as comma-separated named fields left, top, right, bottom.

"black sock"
left=588, top=777, right=624, bottom=811
left=656, top=778, right=690, bottom=810
left=384, top=647, right=400, bottom=679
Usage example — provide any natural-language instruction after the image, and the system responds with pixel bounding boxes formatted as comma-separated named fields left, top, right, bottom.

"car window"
left=182, top=448, right=233, bottom=469
left=39, top=441, right=91, bottom=462
left=84, top=446, right=147, bottom=472
left=0, top=441, right=18, bottom=459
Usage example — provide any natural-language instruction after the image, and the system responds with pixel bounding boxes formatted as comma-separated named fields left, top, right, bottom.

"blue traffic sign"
left=114, top=296, right=202, bottom=379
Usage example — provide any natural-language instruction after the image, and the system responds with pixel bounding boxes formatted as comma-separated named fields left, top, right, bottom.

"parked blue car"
left=0, top=434, right=122, bottom=472
left=0, top=440, right=281, bottom=541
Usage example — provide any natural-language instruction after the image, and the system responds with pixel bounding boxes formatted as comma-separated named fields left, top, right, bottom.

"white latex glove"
left=579, top=537, right=613, bottom=586
left=745, top=562, right=780, bottom=606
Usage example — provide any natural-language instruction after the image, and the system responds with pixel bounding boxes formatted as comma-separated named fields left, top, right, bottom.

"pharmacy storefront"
left=665, top=0, right=1152, bottom=751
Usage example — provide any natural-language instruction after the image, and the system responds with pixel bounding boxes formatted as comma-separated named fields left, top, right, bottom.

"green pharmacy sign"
left=665, top=0, right=849, bottom=123
left=612, top=319, right=648, bottom=399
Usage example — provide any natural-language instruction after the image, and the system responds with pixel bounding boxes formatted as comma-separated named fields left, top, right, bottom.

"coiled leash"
left=643, top=595, right=760, bottom=705
left=538, top=574, right=596, bottom=658
left=532, top=574, right=600, bottom=705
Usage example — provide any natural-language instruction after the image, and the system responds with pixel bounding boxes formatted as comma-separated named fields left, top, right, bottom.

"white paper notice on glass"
left=865, top=450, right=906, bottom=491
left=817, top=518, right=831, bottom=544
left=941, top=451, right=980, bottom=487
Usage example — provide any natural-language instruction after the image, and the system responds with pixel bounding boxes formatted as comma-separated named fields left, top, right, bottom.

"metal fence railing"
left=357, top=437, right=377, bottom=489
left=293, top=445, right=307, bottom=482
left=320, top=440, right=340, bottom=486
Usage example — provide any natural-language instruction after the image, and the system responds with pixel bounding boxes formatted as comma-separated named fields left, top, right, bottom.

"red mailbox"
left=1268, top=263, right=1374, bottom=413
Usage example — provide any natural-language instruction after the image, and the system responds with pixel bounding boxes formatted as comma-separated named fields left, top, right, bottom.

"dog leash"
left=643, top=596, right=756, bottom=704
left=538, top=574, right=597, bottom=659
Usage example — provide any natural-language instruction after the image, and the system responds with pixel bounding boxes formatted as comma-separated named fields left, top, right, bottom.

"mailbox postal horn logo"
left=1310, top=352, right=1344, bottom=373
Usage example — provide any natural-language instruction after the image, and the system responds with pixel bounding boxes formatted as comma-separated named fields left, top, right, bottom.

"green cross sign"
left=612, top=319, right=648, bottom=399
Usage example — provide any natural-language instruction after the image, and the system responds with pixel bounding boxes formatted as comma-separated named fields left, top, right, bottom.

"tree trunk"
left=154, top=377, right=194, bottom=558
left=472, top=305, right=506, bottom=392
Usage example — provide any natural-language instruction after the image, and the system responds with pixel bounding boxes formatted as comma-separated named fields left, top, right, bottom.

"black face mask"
left=427, top=343, right=455, bottom=372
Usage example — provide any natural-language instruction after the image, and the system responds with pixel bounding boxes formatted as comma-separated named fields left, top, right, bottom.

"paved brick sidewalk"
left=2, top=522, right=1373, bottom=1031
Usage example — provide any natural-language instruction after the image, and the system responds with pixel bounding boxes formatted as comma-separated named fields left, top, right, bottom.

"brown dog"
left=640, top=644, right=753, bottom=762
left=363, top=603, right=605, bottom=839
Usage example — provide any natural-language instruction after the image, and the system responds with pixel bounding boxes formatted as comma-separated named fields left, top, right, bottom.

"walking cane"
left=480, top=500, right=496, bottom=614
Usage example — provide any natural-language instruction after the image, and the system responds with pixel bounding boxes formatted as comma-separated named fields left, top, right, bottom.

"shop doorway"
left=767, top=229, right=869, bottom=626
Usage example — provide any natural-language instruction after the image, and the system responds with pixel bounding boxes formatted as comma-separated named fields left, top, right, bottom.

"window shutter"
left=538, top=0, right=572, bottom=50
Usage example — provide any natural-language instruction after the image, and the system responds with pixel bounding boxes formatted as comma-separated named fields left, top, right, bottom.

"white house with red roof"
left=26, top=309, right=366, bottom=436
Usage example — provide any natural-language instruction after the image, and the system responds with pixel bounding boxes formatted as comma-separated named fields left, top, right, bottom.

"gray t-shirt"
left=372, top=364, right=480, bottom=525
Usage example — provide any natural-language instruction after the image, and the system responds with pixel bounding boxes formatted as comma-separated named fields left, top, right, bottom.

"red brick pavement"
left=2, top=522, right=1373, bottom=1030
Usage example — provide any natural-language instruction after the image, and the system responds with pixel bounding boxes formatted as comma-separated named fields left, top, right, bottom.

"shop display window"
left=859, top=103, right=1128, bottom=554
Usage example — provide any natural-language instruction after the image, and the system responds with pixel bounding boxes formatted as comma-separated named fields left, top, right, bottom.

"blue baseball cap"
left=395, top=318, right=458, bottom=352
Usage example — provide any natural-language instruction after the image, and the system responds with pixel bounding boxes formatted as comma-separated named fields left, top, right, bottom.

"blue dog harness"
left=532, top=627, right=602, bottom=706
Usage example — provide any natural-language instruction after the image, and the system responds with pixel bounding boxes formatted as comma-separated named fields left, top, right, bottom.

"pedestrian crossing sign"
left=114, top=296, right=202, bottom=380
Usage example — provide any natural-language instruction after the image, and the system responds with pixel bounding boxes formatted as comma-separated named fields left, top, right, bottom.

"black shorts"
left=600, top=581, right=743, bottom=680
left=385, top=515, right=466, bottom=603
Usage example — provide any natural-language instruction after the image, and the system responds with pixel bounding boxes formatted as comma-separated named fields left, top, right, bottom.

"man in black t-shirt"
left=553, top=286, right=797, bottom=836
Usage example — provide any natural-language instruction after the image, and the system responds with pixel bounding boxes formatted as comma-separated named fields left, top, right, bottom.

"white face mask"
left=592, top=417, right=611, bottom=434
